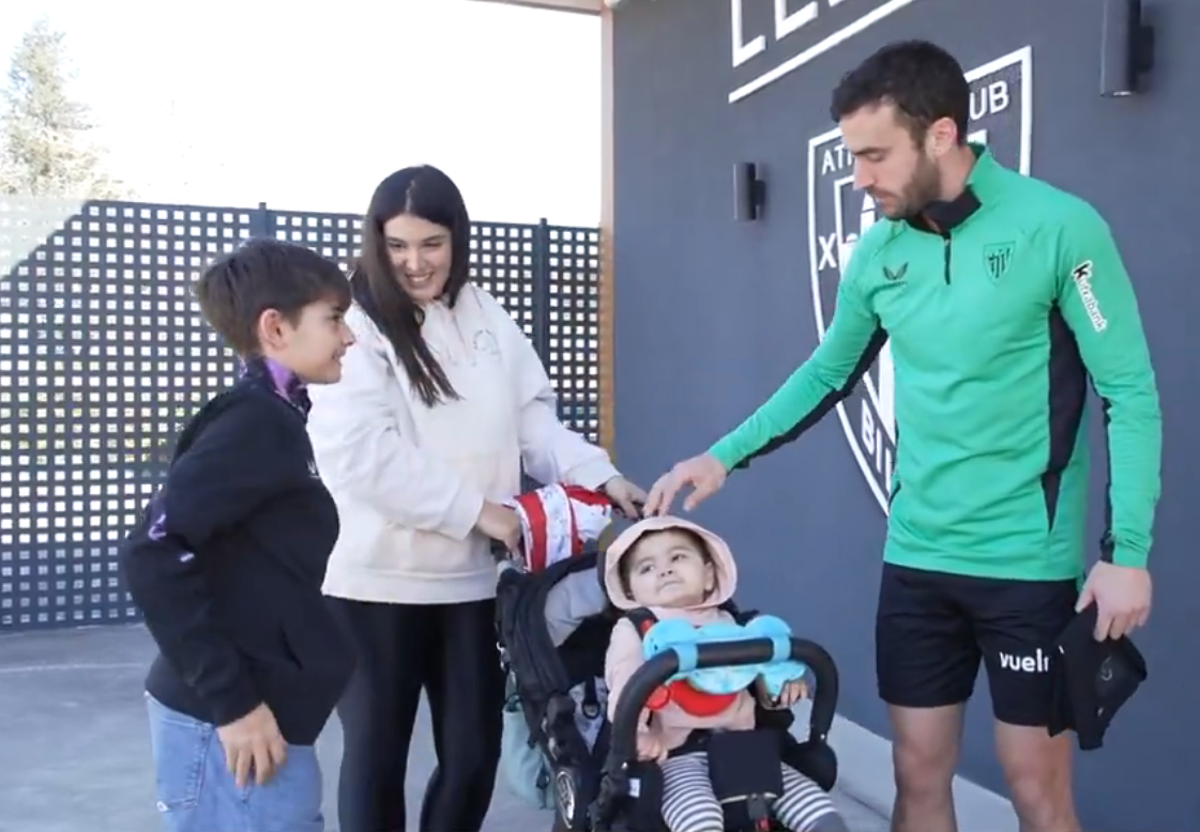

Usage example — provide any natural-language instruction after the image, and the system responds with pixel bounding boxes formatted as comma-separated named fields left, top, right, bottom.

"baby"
left=603, top=516, right=848, bottom=832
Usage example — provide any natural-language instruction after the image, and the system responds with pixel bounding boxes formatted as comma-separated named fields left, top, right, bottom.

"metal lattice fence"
left=0, top=197, right=601, bottom=632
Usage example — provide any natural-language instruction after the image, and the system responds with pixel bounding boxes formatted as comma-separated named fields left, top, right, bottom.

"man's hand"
left=602, top=476, right=648, bottom=519
left=635, top=728, right=668, bottom=763
left=476, top=501, right=522, bottom=552
left=1076, top=561, right=1152, bottom=640
left=217, top=702, right=287, bottom=788
left=644, top=453, right=727, bottom=516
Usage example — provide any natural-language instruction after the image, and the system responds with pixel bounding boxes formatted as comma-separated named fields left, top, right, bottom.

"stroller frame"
left=494, top=544, right=841, bottom=832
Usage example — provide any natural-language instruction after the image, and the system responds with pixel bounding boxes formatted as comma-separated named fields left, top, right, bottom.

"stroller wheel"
left=553, top=768, right=578, bottom=829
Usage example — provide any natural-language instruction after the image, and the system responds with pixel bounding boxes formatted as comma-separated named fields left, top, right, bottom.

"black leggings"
left=329, top=597, right=505, bottom=832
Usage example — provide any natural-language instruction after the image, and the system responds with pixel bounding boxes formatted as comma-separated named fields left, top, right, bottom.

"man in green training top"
left=645, top=40, right=1160, bottom=832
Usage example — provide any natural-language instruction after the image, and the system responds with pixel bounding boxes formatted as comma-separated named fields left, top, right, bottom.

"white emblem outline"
left=805, top=45, right=1034, bottom=515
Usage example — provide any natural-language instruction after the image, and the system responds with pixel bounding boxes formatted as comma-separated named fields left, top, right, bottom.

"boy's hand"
left=636, top=729, right=668, bottom=763
left=217, top=702, right=287, bottom=788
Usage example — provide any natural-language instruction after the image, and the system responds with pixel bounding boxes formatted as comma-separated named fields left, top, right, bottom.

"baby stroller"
left=493, top=531, right=841, bottom=832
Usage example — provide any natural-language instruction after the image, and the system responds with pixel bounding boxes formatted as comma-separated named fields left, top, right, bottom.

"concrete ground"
left=0, top=624, right=889, bottom=832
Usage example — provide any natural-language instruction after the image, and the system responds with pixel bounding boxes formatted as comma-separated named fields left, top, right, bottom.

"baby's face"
left=625, top=530, right=715, bottom=608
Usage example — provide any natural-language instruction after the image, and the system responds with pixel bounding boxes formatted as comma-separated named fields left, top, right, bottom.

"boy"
left=119, top=238, right=357, bottom=832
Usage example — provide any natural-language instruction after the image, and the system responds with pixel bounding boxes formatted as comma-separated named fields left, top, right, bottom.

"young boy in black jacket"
left=120, top=238, right=356, bottom=832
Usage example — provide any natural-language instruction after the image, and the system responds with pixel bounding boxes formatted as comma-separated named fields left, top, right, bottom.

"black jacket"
left=119, top=360, right=354, bottom=745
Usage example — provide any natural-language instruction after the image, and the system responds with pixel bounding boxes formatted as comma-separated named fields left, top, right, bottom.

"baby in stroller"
left=602, top=516, right=849, bottom=832
left=495, top=485, right=845, bottom=832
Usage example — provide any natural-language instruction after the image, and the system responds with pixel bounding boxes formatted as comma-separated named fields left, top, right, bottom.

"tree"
left=0, top=17, right=127, bottom=198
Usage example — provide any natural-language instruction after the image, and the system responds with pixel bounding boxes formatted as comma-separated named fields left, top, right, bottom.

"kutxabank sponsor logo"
left=805, top=46, right=1033, bottom=515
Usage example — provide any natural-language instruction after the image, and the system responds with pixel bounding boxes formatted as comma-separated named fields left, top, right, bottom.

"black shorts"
left=875, top=563, right=1078, bottom=727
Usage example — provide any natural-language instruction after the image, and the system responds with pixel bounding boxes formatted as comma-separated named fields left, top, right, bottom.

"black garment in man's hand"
left=1048, top=604, right=1148, bottom=750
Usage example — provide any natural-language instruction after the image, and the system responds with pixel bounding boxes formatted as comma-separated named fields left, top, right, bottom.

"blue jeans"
left=145, top=693, right=324, bottom=832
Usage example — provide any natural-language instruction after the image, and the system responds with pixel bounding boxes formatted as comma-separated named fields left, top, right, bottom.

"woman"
left=306, top=164, right=645, bottom=832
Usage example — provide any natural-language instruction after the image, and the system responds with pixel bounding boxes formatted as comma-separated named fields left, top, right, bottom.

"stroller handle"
left=603, top=636, right=839, bottom=776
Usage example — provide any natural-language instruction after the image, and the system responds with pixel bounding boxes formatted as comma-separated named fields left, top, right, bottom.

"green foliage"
left=0, top=17, right=128, bottom=198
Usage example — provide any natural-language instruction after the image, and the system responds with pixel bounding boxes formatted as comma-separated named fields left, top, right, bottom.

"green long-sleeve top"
left=710, top=146, right=1162, bottom=580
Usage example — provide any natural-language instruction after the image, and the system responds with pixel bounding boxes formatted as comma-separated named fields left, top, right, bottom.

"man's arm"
left=120, top=396, right=290, bottom=725
left=1055, top=203, right=1162, bottom=568
left=708, top=246, right=886, bottom=471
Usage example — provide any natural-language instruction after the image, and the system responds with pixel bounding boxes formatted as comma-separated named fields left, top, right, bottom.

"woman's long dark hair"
left=350, top=165, right=471, bottom=407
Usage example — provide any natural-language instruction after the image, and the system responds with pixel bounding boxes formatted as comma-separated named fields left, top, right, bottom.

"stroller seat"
left=494, top=545, right=841, bottom=832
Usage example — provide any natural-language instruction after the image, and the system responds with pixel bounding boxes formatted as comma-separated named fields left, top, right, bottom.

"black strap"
left=624, top=607, right=658, bottom=638
left=625, top=603, right=757, bottom=636
left=720, top=599, right=760, bottom=625
left=581, top=676, right=601, bottom=719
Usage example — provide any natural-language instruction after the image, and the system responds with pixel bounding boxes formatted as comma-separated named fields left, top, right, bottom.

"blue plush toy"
left=641, top=615, right=808, bottom=700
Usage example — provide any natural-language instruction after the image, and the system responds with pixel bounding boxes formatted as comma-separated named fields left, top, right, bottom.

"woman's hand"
left=475, top=501, right=521, bottom=552
left=602, top=476, right=648, bottom=519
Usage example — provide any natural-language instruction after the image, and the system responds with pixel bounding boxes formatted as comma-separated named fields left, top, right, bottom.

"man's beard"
left=881, top=158, right=942, bottom=220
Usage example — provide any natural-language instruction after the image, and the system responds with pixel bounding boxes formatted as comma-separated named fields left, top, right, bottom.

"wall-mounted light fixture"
left=1100, top=0, right=1156, bottom=97
left=733, top=162, right=766, bottom=222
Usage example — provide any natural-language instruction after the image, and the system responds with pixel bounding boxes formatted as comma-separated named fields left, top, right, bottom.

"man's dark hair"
left=351, top=164, right=472, bottom=408
left=195, top=238, right=351, bottom=356
left=830, top=40, right=970, bottom=144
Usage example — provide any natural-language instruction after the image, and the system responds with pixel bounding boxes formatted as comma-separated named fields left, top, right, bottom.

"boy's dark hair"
left=618, top=527, right=714, bottom=600
left=195, top=238, right=351, bottom=356
left=830, top=39, right=970, bottom=145
left=351, top=164, right=473, bottom=408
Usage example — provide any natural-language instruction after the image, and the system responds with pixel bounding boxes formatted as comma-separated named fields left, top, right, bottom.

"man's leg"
left=875, top=564, right=982, bottom=832
left=975, top=577, right=1081, bottom=832
left=888, top=704, right=967, bottom=832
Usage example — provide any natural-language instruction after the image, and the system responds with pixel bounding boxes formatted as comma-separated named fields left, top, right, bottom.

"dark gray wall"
left=611, top=1, right=1198, bottom=830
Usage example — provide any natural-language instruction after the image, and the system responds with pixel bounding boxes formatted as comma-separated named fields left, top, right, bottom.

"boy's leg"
left=147, top=692, right=326, bottom=832
left=144, top=693, right=244, bottom=832
left=243, top=744, right=324, bottom=832
left=328, top=597, right=434, bottom=832
left=419, top=599, right=506, bottom=832
left=146, top=692, right=222, bottom=832
left=774, top=766, right=848, bottom=832
left=659, top=752, right=724, bottom=832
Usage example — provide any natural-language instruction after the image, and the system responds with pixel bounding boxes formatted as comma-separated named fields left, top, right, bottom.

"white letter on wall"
left=774, top=0, right=818, bottom=40
left=732, top=0, right=766, bottom=67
